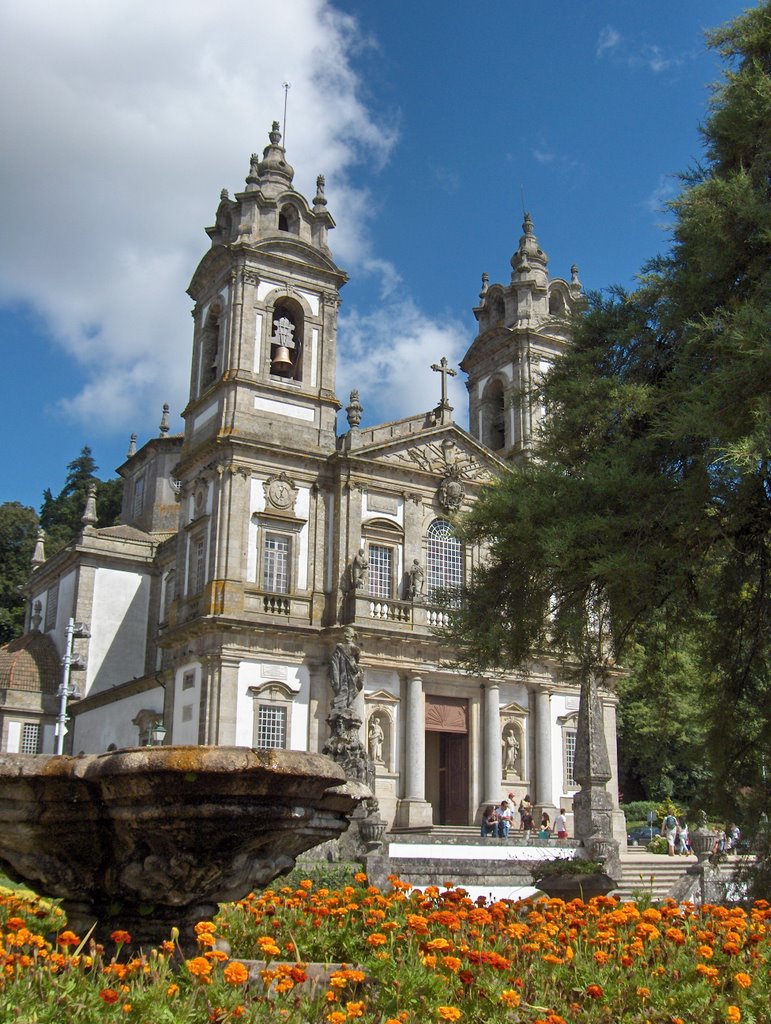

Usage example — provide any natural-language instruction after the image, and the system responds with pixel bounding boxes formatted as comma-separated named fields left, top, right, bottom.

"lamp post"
left=56, top=617, right=90, bottom=755
left=148, top=719, right=167, bottom=746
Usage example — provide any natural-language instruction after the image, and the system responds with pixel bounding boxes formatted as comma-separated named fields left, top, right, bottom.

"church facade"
left=4, top=126, right=624, bottom=837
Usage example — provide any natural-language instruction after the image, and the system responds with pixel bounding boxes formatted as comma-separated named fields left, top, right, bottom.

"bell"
left=271, top=345, right=293, bottom=374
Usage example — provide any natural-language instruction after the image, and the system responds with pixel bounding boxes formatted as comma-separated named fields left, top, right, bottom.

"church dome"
left=0, top=632, right=60, bottom=694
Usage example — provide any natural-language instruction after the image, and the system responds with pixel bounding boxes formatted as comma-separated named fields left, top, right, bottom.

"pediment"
left=501, top=701, right=528, bottom=717
left=364, top=688, right=399, bottom=705
left=353, top=423, right=505, bottom=485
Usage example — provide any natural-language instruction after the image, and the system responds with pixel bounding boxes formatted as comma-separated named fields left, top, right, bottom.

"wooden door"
left=440, top=732, right=469, bottom=825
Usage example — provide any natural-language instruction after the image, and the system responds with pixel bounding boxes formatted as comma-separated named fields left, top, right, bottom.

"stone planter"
left=0, top=746, right=362, bottom=948
left=534, top=872, right=616, bottom=901
left=690, top=827, right=719, bottom=863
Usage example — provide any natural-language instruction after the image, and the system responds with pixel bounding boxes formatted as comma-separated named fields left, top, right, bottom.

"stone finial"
left=523, top=212, right=534, bottom=236
left=269, top=120, right=282, bottom=146
left=159, top=403, right=170, bottom=436
left=246, top=152, right=260, bottom=187
left=346, top=390, right=363, bottom=429
left=570, top=263, right=582, bottom=292
left=220, top=188, right=229, bottom=201
left=82, top=482, right=97, bottom=529
left=479, top=272, right=489, bottom=299
left=30, top=599, right=42, bottom=633
left=127, top=433, right=137, bottom=458
left=313, top=174, right=327, bottom=210
left=31, top=529, right=46, bottom=569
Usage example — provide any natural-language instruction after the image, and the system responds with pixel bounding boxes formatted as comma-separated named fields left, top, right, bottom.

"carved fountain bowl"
left=0, top=746, right=361, bottom=947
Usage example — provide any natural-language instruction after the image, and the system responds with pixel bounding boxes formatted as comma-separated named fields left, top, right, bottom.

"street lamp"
left=55, top=618, right=90, bottom=755
left=148, top=720, right=167, bottom=746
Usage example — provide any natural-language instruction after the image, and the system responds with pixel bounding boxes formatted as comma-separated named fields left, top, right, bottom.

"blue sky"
left=0, top=0, right=751, bottom=511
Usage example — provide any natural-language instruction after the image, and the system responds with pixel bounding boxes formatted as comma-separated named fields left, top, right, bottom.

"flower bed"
left=0, top=876, right=768, bottom=1022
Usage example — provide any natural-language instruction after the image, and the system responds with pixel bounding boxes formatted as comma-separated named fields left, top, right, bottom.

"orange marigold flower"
left=224, top=961, right=250, bottom=985
left=585, top=984, right=604, bottom=999
left=327, top=1013, right=347, bottom=1024
left=424, top=937, right=452, bottom=951
left=121, top=1004, right=132, bottom=1014
left=722, top=942, right=741, bottom=956
left=733, top=972, right=751, bottom=989
left=367, top=933, right=387, bottom=947
left=186, top=955, right=213, bottom=978
left=665, top=928, right=686, bottom=945
left=100, top=988, right=120, bottom=1004
left=726, top=1007, right=741, bottom=1023
left=110, top=930, right=132, bottom=945
left=354, top=872, right=368, bottom=883
left=346, top=1002, right=365, bottom=1018
left=299, top=879, right=314, bottom=890
left=636, top=987, right=650, bottom=1000
left=500, top=990, right=521, bottom=1008
left=195, top=921, right=217, bottom=934
left=436, top=1008, right=462, bottom=1021
left=441, top=956, right=462, bottom=973
left=166, top=984, right=180, bottom=997
left=57, top=931, right=80, bottom=948
left=593, top=950, right=611, bottom=965
left=699, top=945, right=714, bottom=958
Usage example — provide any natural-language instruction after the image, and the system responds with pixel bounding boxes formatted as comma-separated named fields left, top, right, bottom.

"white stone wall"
left=235, top=661, right=309, bottom=750
left=71, top=687, right=164, bottom=753
left=86, top=568, right=150, bottom=695
left=172, top=663, right=201, bottom=744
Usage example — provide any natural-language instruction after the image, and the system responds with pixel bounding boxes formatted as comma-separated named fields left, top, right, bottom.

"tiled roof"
left=0, top=632, right=60, bottom=693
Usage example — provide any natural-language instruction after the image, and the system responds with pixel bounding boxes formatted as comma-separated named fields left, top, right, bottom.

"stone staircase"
left=384, top=828, right=698, bottom=903
left=611, top=850, right=697, bottom=902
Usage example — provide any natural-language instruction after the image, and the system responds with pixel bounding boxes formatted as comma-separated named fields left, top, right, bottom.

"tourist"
left=480, top=805, right=497, bottom=838
left=661, top=810, right=678, bottom=856
left=538, top=811, right=551, bottom=841
left=676, top=819, right=690, bottom=855
left=520, top=794, right=534, bottom=834
left=496, top=800, right=513, bottom=839
left=553, top=808, right=568, bottom=839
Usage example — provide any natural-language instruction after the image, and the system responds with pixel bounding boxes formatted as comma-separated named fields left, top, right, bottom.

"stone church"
left=1, top=125, right=624, bottom=836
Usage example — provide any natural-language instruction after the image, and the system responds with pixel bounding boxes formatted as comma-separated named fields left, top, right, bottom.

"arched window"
left=426, top=519, right=463, bottom=599
left=482, top=378, right=506, bottom=451
left=270, top=297, right=304, bottom=381
left=199, top=303, right=222, bottom=393
left=278, top=204, right=300, bottom=234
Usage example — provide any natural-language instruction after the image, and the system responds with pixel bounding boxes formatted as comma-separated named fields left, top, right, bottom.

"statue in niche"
left=329, top=627, right=363, bottom=713
left=350, top=548, right=368, bottom=590
left=368, top=715, right=384, bottom=763
left=503, top=727, right=520, bottom=776
left=407, top=559, right=424, bottom=600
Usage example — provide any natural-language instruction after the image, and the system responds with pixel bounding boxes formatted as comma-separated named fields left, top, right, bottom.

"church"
left=1, top=125, right=624, bottom=837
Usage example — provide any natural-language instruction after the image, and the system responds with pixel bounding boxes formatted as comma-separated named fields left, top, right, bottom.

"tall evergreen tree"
left=39, top=446, right=123, bottom=555
left=445, top=4, right=770, bottom=842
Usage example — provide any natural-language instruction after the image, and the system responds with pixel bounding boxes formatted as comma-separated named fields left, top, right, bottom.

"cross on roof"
left=431, top=356, right=457, bottom=411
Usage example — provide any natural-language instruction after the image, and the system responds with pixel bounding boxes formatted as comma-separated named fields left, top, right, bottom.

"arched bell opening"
left=481, top=378, right=506, bottom=451
left=269, top=298, right=304, bottom=381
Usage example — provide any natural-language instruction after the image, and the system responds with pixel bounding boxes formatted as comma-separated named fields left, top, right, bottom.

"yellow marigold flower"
left=436, top=1007, right=462, bottom=1021
left=726, top=1007, right=741, bottom=1023
left=195, top=920, right=217, bottom=934
left=224, top=961, right=250, bottom=985
left=733, top=972, right=751, bottom=989
left=500, top=990, right=521, bottom=1008
left=424, top=937, right=451, bottom=951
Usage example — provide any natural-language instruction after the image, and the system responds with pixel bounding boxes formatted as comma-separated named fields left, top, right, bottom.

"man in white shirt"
left=495, top=800, right=513, bottom=839
left=553, top=808, right=568, bottom=839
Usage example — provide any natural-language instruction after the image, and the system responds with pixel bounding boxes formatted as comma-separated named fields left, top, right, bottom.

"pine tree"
left=0, top=503, right=39, bottom=644
left=39, top=447, right=123, bottom=555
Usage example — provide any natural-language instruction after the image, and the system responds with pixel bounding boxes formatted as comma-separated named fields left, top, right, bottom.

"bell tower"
left=461, top=214, right=583, bottom=458
left=182, top=122, right=348, bottom=458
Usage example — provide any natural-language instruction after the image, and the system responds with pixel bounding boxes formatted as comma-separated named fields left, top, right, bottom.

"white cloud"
left=337, top=299, right=469, bottom=431
left=596, top=26, right=621, bottom=58
left=0, top=0, right=399, bottom=437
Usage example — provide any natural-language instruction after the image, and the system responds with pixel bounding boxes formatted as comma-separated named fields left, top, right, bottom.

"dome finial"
left=82, top=482, right=97, bottom=530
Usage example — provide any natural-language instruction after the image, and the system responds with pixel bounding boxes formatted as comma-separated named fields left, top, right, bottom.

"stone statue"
left=503, top=728, right=520, bottom=774
left=351, top=548, right=368, bottom=590
left=407, top=559, right=424, bottom=599
left=329, top=627, right=363, bottom=713
left=368, top=715, right=384, bottom=763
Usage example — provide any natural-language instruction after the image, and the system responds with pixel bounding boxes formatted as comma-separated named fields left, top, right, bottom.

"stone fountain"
left=0, top=746, right=362, bottom=948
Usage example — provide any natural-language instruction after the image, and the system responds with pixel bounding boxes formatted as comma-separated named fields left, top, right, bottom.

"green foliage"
left=619, top=801, right=658, bottom=823
left=39, top=446, right=123, bottom=556
left=646, top=836, right=669, bottom=856
left=0, top=502, right=39, bottom=644
left=530, top=858, right=603, bottom=878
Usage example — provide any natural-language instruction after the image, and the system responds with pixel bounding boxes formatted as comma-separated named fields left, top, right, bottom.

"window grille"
left=426, top=519, right=463, bottom=598
left=368, top=544, right=393, bottom=598
left=263, top=534, right=290, bottom=593
left=45, top=584, right=59, bottom=632
left=190, top=537, right=206, bottom=594
left=21, top=723, right=40, bottom=755
left=256, top=705, right=287, bottom=749
left=565, top=730, right=577, bottom=787
left=132, top=475, right=145, bottom=517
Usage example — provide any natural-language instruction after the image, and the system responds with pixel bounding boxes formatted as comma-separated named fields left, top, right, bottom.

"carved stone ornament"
left=437, top=465, right=465, bottom=513
left=264, top=472, right=298, bottom=512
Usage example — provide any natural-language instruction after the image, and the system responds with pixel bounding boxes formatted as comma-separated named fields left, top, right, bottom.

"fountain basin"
left=0, top=746, right=361, bottom=947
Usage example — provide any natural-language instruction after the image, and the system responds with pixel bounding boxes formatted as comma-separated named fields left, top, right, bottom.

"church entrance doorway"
left=424, top=695, right=469, bottom=825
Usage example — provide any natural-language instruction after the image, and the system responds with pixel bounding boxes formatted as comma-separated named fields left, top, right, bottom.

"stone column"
left=483, top=681, right=502, bottom=804
left=403, top=673, right=424, bottom=800
left=535, top=687, right=557, bottom=819
left=395, top=672, right=433, bottom=828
